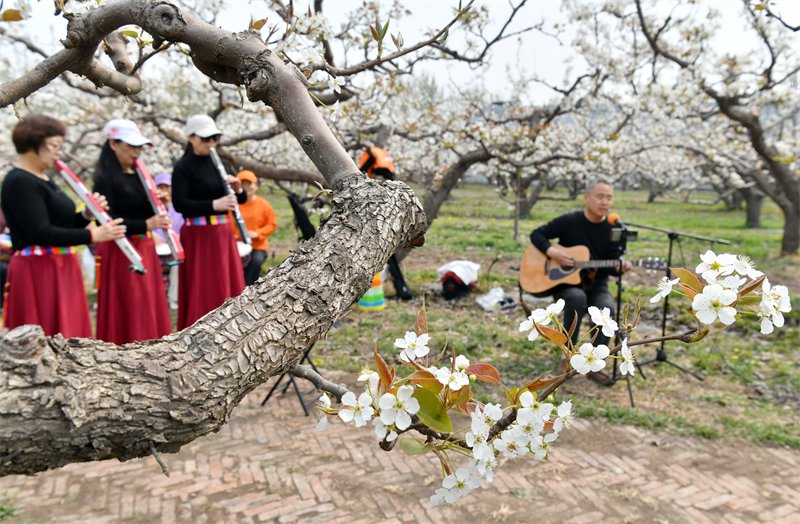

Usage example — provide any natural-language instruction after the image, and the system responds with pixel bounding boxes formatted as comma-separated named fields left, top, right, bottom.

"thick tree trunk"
left=0, top=175, right=426, bottom=476
left=0, top=0, right=429, bottom=476
left=742, top=188, right=764, bottom=228
left=394, top=149, right=492, bottom=263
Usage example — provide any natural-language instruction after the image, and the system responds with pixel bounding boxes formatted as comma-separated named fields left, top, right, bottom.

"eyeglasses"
left=200, top=134, right=221, bottom=143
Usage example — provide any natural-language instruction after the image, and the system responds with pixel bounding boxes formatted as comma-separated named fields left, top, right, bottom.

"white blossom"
left=372, top=418, right=398, bottom=442
left=619, top=338, right=636, bottom=376
left=316, top=393, right=331, bottom=431
left=692, top=284, right=738, bottom=325
left=338, top=391, right=374, bottom=427
left=434, top=367, right=470, bottom=391
left=493, top=427, right=527, bottom=458
left=552, top=400, right=574, bottom=433
left=588, top=306, right=618, bottom=338
left=570, top=343, right=610, bottom=374
left=695, top=250, right=735, bottom=283
left=650, top=276, right=680, bottom=303
left=378, top=385, right=420, bottom=431
left=394, top=331, right=431, bottom=362
left=519, top=299, right=564, bottom=340
left=731, top=255, right=763, bottom=279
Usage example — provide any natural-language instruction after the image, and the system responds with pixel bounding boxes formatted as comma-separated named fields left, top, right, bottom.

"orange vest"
left=358, top=147, right=395, bottom=178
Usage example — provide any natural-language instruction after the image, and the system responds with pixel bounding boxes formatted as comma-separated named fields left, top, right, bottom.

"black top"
left=530, top=210, right=624, bottom=286
left=93, top=168, right=151, bottom=235
left=1, top=167, right=91, bottom=249
left=172, top=151, right=246, bottom=218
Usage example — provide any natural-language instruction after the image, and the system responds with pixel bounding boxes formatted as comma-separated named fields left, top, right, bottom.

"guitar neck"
left=574, top=259, right=635, bottom=269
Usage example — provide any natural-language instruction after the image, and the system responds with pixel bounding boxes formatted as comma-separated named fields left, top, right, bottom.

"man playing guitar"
left=529, top=180, right=632, bottom=349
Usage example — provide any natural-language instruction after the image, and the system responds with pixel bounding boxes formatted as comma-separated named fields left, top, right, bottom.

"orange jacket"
left=358, top=146, right=395, bottom=178
left=235, top=195, right=277, bottom=251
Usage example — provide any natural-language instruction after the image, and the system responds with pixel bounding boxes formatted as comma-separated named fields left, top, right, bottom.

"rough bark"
left=0, top=0, right=427, bottom=476
left=0, top=174, right=425, bottom=476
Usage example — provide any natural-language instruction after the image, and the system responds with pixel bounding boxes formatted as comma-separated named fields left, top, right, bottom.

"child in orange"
left=235, top=170, right=277, bottom=285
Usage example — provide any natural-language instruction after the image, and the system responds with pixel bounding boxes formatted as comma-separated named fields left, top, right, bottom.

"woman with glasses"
left=171, top=114, right=246, bottom=329
left=1, top=114, right=126, bottom=337
left=92, top=119, right=172, bottom=344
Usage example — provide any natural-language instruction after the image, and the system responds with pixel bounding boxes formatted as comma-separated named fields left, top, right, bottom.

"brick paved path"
left=1, top=379, right=798, bottom=523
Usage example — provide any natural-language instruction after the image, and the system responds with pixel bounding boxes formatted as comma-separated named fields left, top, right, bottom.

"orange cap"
left=236, top=170, right=257, bottom=184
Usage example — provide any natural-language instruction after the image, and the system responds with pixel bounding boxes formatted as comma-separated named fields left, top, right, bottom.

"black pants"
left=554, top=283, right=615, bottom=347
left=243, top=249, right=267, bottom=286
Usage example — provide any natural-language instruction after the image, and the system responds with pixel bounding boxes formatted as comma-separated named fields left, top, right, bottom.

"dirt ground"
left=0, top=376, right=798, bottom=524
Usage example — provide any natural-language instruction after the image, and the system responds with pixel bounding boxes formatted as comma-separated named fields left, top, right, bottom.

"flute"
left=133, top=159, right=185, bottom=265
left=208, top=147, right=251, bottom=245
left=54, top=160, right=146, bottom=274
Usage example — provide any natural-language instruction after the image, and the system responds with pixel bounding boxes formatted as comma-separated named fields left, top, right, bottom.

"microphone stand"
left=627, top=222, right=730, bottom=380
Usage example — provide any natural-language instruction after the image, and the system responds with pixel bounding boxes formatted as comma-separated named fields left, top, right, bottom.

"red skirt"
left=3, top=249, right=91, bottom=338
left=178, top=222, right=244, bottom=329
left=95, top=235, right=171, bottom=344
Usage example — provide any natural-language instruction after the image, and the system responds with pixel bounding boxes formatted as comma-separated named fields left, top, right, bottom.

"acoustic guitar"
left=519, top=243, right=667, bottom=296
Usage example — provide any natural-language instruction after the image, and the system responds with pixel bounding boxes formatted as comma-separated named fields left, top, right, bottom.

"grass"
left=262, top=182, right=799, bottom=448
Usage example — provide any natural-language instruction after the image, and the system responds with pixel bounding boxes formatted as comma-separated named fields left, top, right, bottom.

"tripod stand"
left=628, top=223, right=730, bottom=380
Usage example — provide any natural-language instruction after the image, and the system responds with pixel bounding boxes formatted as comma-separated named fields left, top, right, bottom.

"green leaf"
left=413, top=388, right=452, bottom=433
left=251, top=18, right=267, bottom=31
left=505, top=387, right=519, bottom=405
left=120, top=29, right=139, bottom=38
left=370, top=24, right=380, bottom=42
left=399, top=437, right=432, bottom=455
left=381, top=19, right=390, bottom=38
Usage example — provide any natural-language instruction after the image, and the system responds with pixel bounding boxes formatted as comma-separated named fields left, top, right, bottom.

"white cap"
left=103, top=119, right=152, bottom=146
left=185, top=114, right=222, bottom=138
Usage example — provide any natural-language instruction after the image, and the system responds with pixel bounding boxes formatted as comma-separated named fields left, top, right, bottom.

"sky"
left=4, top=0, right=800, bottom=103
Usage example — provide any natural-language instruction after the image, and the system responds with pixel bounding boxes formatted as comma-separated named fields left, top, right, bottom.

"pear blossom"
left=430, top=465, right=482, bottom=506
left=394, top=331, right=430, bottom=362
left=434, top=367, right=470, bottom=391
left=518, top=299, right=564, bottom=340
left=493, top=427, right=527, bottom=458
left=372, top=418, right=398, bottom=443
left=730, top=255, right=763, bottom=279
left=758, top=278, right=792, bottom=334
left=619, top=338, right=636, bottom=376
left=588, top=306, right=618, bottom=338
left=327, top=75, right=345, bottom=93
left=378, top=385, right=420, bottom=431
left=719, top=274, right=746, bottom=291
left=316, top=393, right=331, bottom=431
left=570, top=343, right=610, bottom=374
left=472, top=455, right=497, bottom=482
left=328, top=101, right=343, bottom=122
left=529, top=435, right=551, bottom=460
left=695, top=250, right=735, bottom=283
left=357, top=370, right=380, bottom=398
left=649, top=276, right=680, bottom=303
left=455, top=354, right=470, bottom=371
left=338, top=391, right=374, bottom=427
left=692, top=284, right=738, bottom=325
left=552, top=400, right=574, bottom=433
left=466, top=431, right=493, bottom=459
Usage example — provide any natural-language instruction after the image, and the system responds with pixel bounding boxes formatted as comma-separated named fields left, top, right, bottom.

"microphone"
left=608, top=212, right=627, bottom=230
